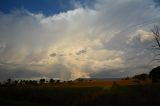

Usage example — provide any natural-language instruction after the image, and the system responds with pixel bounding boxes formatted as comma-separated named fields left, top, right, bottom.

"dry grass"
left=33, top=79, right=152, bottom=88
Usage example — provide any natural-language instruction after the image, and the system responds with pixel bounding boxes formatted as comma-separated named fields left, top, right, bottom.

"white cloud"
left=0, top=0, right=160, bottom=80
left=128, top=30, right=154, bottom=44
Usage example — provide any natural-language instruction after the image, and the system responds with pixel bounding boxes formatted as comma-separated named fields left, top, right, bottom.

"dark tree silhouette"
left=151, top=25, right=160, bottom=49
left=7, top=78, right=11, bottom=84
left=32, top=80, right=38, bottom=86
left=149, top=25, right=160, bottom=83
left=149, top=66, right=160, bottom=83
left=56, top=80, right=60, bottom=83
left=133, top=73, right=148, bottom=81
left=124, top=76, right=130, bottom=80
left=151, top=25, right=160, bottom=61
left=14, top=80, right=18, bottom=85
left=39, top=79, right=45, bottom=84
left=49, top=79, right=55, bottom=84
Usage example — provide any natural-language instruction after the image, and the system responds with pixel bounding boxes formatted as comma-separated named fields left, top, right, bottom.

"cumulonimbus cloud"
left=0, top=0, right=160, bottom=80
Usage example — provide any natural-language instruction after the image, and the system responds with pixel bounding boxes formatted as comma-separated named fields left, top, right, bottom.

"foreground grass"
left=0, top=84, right=160, bottom=106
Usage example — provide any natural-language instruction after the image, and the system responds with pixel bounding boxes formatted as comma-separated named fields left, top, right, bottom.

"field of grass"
left=0, top=79, right=159, bottom=106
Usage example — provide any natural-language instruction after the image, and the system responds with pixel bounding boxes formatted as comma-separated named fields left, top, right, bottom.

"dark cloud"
left=153, top=0, right=160, bottom=7
left=76, top=48, right=87, bottom=55
left=90, top=65, right=152, bottom=78
left=0, top=65, right=43, bottom=80
left=50, top=53, right=57, bottom=57
left=50, top=53, right=66, bottom=57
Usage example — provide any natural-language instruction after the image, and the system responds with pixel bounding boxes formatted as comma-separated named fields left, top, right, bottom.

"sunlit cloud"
left=0, top=0, right=160, bottom=80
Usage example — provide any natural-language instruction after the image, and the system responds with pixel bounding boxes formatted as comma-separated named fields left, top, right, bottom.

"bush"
left=149, top=66, right=160, bottom=83
left=133, top=73, right=148, bottom=81
left=49, top=79, right=55, bottom=84
left=39, top=79, right=45, bottom=84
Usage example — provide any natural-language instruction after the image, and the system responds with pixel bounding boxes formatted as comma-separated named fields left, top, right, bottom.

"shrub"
left=39, top=79, right=45, bottom=84
left=149, top=66, right=160, bottom=83
left=133, top=73, right=148, bottom=81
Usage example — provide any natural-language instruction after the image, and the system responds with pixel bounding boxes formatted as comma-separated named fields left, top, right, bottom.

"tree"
left=14, top=80, right=18, bottom=85
left=151, top=25, right=160, bottom=61
left=133, top=73, right=148, bottom=81
left=56, top=80, right=60, bottom=83
left=39, top=79, right=45, bottom=84
left=32, top=80, right=38, bottom=86
left=149, top=66, right=160, bottom=83
left=49, top=78, right=55, bottom=84
left=151, top=25, right=160, bottom=50
left=151, top=25, right=160, bottom=48
left=7, top=78, right=11, bottom=84
left=149, top=25, right=160, bottom=83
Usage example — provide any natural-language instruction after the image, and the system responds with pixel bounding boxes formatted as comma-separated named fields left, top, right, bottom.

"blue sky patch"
left=0, top=0, right=95, bottom=16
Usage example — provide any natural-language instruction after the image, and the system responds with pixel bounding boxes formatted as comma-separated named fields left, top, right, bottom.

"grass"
left=0, top=80, right=160, bottom=106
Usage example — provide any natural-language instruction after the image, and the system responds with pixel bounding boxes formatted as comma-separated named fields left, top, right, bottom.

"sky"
left=0, top=0, right=160, bottom=80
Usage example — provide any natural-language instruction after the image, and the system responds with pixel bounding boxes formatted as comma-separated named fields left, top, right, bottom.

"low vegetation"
left=0, top=67, right=160, bottom=106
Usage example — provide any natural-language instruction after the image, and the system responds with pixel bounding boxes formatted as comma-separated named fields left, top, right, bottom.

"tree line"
left=0, top=78, right=67, bottom=87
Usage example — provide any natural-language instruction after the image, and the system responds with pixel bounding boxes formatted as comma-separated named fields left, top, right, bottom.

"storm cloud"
left=0, top=0, right=160, bottom=80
